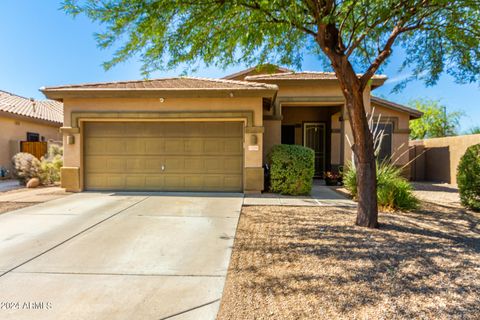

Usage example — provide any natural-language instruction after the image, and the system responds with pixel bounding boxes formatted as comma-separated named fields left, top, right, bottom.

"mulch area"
left=217, top=193, right=479, bottom=319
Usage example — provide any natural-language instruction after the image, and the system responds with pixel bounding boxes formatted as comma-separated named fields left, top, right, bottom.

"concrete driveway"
left=0, top=192, right=243, bottom=319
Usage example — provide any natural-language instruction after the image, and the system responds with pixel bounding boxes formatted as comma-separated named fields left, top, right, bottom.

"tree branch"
left=236, top=1, right=317, bottom=37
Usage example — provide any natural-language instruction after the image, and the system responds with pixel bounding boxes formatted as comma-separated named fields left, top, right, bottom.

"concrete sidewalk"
left=0, top=192, right=243, bottom=320
left=243, top=184, right=356, bottom=207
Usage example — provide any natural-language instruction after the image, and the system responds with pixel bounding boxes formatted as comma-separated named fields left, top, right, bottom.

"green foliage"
left=267, top=144, right=315, bottom=195
left=457, top=144, right=480, bottom=211
left=344, top=162, right=418, bottom=211
left=12, top=153, right=41, bottom=184
left=409, top=99, right=464, bottom=140
left=468, top=126, right=480, bottom=135
left=62, top=0, right=479, bottom=87
left=39, top=145, right=64, bottom=185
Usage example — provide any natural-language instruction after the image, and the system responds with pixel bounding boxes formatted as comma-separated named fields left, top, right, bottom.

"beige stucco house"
left=0, top=90, right=62, bottom=175
left=41, top=66, right=421, bottom=193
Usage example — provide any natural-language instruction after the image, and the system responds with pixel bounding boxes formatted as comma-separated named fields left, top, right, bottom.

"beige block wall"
left=62, top=96, right=264, bottom=192
left=263, top=119, right=281, bottom=160
left=411, top=134, right=480, bottom=185
left=0, top=116, right=61, bottom=172
left=276, top=82, right=344, bottom=97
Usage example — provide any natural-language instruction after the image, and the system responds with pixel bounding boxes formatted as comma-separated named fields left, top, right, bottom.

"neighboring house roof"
left=223, top=64, right=293, bottom=80
left=371, top=96, right=423, bottom=119
left=0, top=90, right=63, bottom=124
left=42, top=77, right=278, bottom=100
left=244, top=71, right=387, bottom=87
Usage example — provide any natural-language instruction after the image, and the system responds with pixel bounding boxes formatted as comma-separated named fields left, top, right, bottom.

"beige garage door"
left=84, top=121, right=244, bottom=191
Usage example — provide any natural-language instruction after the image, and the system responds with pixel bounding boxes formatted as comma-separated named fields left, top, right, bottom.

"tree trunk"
left=317, top=25, right=379, bottom=228
left=333, top=63, right=379, bottom=228
left=343, top=88, right=379, bottom=228
left=349, top=94, right=378, bottom=228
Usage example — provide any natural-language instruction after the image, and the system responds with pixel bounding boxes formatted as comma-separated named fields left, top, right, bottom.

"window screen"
left=26, top=132, right=40, bottom=142
left=377, top=123, right=393, bottom=162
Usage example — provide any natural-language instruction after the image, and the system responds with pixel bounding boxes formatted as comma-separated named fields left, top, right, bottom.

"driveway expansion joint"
left=158, top=298, right=221, bottom=320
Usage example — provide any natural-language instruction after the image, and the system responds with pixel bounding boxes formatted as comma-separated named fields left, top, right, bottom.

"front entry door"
left=303, top=122, right=326, bottom=177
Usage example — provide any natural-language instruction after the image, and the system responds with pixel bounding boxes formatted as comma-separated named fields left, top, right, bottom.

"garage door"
left=84, top=121, right=244, bottom=191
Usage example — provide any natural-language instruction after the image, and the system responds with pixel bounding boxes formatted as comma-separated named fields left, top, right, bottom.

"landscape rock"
left=26, top=178, right=40, bottom=188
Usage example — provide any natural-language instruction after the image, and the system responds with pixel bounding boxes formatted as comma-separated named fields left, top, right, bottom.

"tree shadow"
left=222, top=205, right=480, bottom=319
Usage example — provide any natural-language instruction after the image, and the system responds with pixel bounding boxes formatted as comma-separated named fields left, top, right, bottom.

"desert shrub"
left=46, top=144, right=63, bottom=158
left=39, top=145, right=64, bottom=185
left=344, top=162, right=418, bottom=211
left=12, top=152, right=41, bottom=184
left=267, top=144, right=315, bottom=195
left=457, top=144, right=480, bottom=211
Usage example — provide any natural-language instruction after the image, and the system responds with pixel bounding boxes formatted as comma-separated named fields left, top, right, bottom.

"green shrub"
left=267, top=144, right=315, bottom=195
left=457, top=144, right=480, bottom=211
left=39, top=145, right=64, bottom=185
left=344, top=162, right=418, bottom=211
left=12, top=152, right=41, bottom=184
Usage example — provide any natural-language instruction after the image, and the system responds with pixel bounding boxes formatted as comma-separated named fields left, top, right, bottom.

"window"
left=281, top=125, right=295, bottom=145
left=377, top=123, right=393, bottom=162
left=26, top=132, right=40, bottom=142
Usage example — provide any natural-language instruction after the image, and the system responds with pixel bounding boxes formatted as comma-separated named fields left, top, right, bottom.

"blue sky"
left=1, top=1, right=478, bottom=132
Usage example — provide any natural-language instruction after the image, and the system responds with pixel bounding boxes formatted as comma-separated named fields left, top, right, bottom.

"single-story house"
left=41, top=65, right=422, bottom=193
left=0, top=90, right=63, bottom=174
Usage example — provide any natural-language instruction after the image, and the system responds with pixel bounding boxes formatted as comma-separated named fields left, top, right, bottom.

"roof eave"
left=0, top=110, right=62, bottom=126
left=371, top=97, right=423, bottom=119
left=370, top=78, right=387, bottom=89
left=244, top=77, right=387, bottom=87
left=41, top=87, right=278, bottom=101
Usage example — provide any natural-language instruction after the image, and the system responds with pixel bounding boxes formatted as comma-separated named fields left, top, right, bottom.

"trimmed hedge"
left=457, top=143, right=480, bottom=211
left=267, top=144, right=315, bottom=195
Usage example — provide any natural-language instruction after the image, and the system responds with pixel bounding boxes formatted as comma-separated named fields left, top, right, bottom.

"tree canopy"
left=62, top=0, right=480, bottom=228
left=63, top=0, right=480, bottom=87
left=409, top=99, right=464, bottom=139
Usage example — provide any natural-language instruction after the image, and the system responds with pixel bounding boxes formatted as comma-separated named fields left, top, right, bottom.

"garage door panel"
left=184, top=140, right=205, bottom=153
left=224, top=122, right=244, bottom=137
left=84, top=121, right=243, bottom=191
left=126, top=158, right=146, bottom=171
left=125, top=176, right=145, bottom=189
left=84, top=138, right=108, bottom=155
left=145, top=176, right=164, bottom=188
left=164, top=139, right=186, bottom=154
left=224, top=140, right=244, bottom=154
left=85, top=157, right=125, bottom=173
left=84, top=122, right=125, bottom=137
left=144, top=139, right=165, bottom=154
left=144, top=158, right=164, bottom=171
left=162, top=123, right=185, bottom=137
left=184, top=158, right=205, bottom=172
left=125, top=140, right=146, bottom=154
left=104, top=141, right=126, bottom=154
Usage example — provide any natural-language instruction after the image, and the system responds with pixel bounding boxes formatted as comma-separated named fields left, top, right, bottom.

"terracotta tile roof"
left=0, top=90, right=63, bottom=124
left=42, top=76, right=278, bottom=91
left=245, top=71, right=387, bottom=81
left=223, top=65, right=293, bottom=80
left=371, top=96, right=423, bottom=119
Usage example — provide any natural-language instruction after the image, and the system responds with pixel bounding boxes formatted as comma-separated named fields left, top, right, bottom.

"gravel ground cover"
left=218, top=185, right=479, bottom=319
left=0, top=201, right=38, bottom=214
